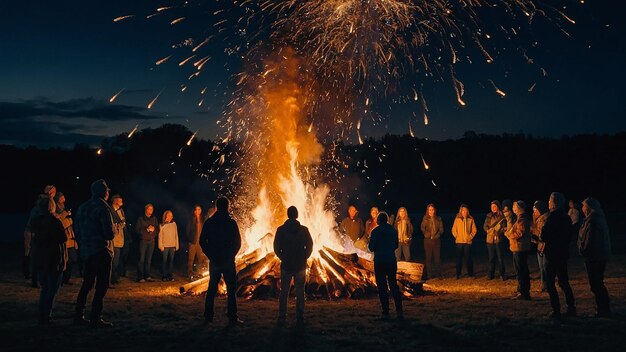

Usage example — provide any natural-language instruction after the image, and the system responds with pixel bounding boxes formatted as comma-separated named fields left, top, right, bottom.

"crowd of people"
left=24, top=179, right=613, bottom=327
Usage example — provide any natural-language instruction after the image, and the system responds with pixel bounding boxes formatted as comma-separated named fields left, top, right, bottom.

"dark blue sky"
left=1, top=0, right=625, bottom=147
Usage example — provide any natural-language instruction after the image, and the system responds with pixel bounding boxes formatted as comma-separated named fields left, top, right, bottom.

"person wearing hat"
left=484, top=200, right=506, bottom=280
left=531, top=200, right=549, bottom=292
left=505, top=201, right=532, bottom=300
left=74, top=179, right=115, bottom=328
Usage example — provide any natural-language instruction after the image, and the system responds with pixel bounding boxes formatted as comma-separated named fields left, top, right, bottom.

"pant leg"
left=424, top=239, right=433, bottom=278
left=374, top=262, right=390, bottom=314
left=111, top=248, right=121, bottom=283
left=90, top=252, right=112, bottom=320
left=465, top=245, right=474, bottom=276
left=145, top=240, right=155, bottom=278
left=39, top=272, right=62, bottom=318
left=556, top=261, right=575, bottom=310
left=168, top=248, right=176, bottom=278
left=137, top=240, right=147, bottom=279
left=433, top=239, right=441, bottom=276
left=519, top=251, right=530, bottom=296
left=120, top=242, right=130, bottom=277
left=161, top=248, right=168, bottom=278
left=278, top=269, right=292, bottom=318
left=537, top=253, right=547, bottom=290
left=76, top=254, right=97, bottom=314
left=187, top=243, right=198, bottom=276
left=395, top=248, right=401, bottom=261
left=386, top=262, right=403, bottom=316
left=545, top=259, right=561, bottom=313
left=487, top=244, right=496, bottom=278
left=513, top=252, right=521, bottom=293
left=496, top=242, right=506, bottom=278
left=586, top=260, right=610, bottom=314
left=204, top=264, right=222, bottom=319
left=455, top=244, right=463, bottom=277
left=294, top=269, right=306, bottom=319
left=222, top=262, right=238, bottom=319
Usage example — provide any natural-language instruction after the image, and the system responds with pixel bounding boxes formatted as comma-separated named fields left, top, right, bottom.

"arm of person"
left=358, top=218, right=365, bottom=239
left=420, top=218, right=428, bottom=238
left=305, top=228, right=314, bottom=259
left=100, top=207, right=115, bottom=241
left=158, top=225, right=164, bottom=251
left=470, top=219, right=478, bottom=238
left=174, top=224, right=179, bottom=251
left=451, top=219, right=458, bottom=238
left=232, top=220, right=242, bottom=257
left=368, top=231, right=377, bottom=252
left=436, top=218, right=444, bottom=238
left=273, top=228, right=283, bottom=259
left=483, top=215, right=491, bottom=233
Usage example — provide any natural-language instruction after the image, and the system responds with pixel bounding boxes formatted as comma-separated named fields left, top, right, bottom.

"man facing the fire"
left=274, top=206, right=314, bottom=324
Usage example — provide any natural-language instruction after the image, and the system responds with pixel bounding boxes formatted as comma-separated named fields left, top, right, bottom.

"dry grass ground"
left=1, top=243, right=625, bottom=352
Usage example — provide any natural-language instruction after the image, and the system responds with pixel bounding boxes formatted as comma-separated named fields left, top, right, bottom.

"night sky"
left=1, top=0, right=625, bottom=148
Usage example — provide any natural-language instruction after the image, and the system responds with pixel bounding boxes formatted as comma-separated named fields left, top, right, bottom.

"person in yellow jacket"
left=505, top=201, right=532, bottom=300
left=452, top=204, right=477, bottom=279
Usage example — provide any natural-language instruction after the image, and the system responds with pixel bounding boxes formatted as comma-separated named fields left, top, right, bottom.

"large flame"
left=238, top=48, right=344, bottom=258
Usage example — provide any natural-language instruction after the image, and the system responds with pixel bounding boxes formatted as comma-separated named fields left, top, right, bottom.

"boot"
left=74, top=310, right=90, bottom=326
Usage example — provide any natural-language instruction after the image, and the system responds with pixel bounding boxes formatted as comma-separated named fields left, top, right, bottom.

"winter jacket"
left=135, top=215, right=159, bottom=242
left=483, top=212, right=505, bottom=244
left=421, top=215, right=444, bottom=240
left=31, top=212, right=67, bottom=274
left=199, top=211, right=241, bottom=266
left=394, top=218, right=413, bottom=244
left=505, top=212, right=532, bottom=252
left=503, top=209, right=516, bottom=232
left=75, top=196, right=115, bottom=259
left=541, top=209, right=572, bottom=261
left=451, top=216, right=477, bottom=244
left=159, top=222, right=179, bottom=251
left=186, top=216, right=204, bottom=244
left=340, top=216, right=365, bottom=242
left=111, top=207, right=126, bottom=248
left=274, top=219, right=314, bottom=272
left=368, top=223, right=399, bottom=264
left=531, top=212, right=549, bottom=238
left=365, top=218, right=377, bottom=237
left=578, top=210, right=611, bottom=261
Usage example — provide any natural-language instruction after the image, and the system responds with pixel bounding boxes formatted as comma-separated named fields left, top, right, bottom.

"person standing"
left=531, top=200, right=549, bottom=292
left=186, top=205, right=209, bottom=281
left=200, top=197, right=243, bottom=325
left=110, top=194, right=126, bottom=285
left=541, top=192, right=576, bottom=318
left=339, top=205, right=365, bottom=246
left=578, top=197, right=612, bottom=317
left=502, top=199, right=516, bottom=234
left=394, top=207, right=413, bottom=262
left=452, top=204, right=477, bottom=279
left=31, top=198, right=67, bottom=325
left=274, top=206, right=314, bottom=324
left=484, top=200, right=506, bottom=281
left=568, top=200, right=581, bottom=230
left=159, top=210, right=179, bottom=281
left=136, top=204, right=159, bottom=283
left=505, top=201, right=532, bottom=300
left=365, top=207, right=379, bottom=238
left=420, top=204, right=444, bottom=280
left=74, top=179, right=115, bottom=328
left=369, top=212, right=403, bottom=320
left=55, top=192, right=77, bottom=286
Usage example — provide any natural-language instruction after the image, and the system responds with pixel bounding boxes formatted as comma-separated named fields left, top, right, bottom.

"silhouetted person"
left=541, top=192, right=576, bottom=318
left=505, top=201, right=532, bottom=300
left=200, top=197, right=243, bottom=325
left=420, top=203, right=444, bottom=280
left=74, top=179, right=115, bottom=328
left=393, top=207, right=413, bottom=262
left=531, top=200, right=549, bottom=292
left=339, top=205, right=365, bottom=245
left=578, top=197, right=612, bottom=317
left=452, top=204, right=477, bottom=279
left=31, top=197, right=67, bottom=325
left=484, top=200, right=506, bottom=281
left=274, top=206, right=313, bottom=324
left=136, top=203, right=159, bottom=282
left=369, top=212, right=403, bottom=320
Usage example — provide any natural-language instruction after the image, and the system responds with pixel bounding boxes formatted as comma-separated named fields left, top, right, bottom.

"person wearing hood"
left=200, top=197, right=243, bottom=325
left=531, top=200, right=550, bottom=292
left=484, top=200, right=506, bottom=281
left=274, top=206, right=314, bottom=324
left=452, top=204, right=477, bottom=279
left=369, top=212, right=403, bottom=320
left=340, top=205, right=365, bottom=247
left=541, top=192, right=576, bottom=318
left=505, top=201, right=532, bottom=300
left=55, top=192, right=78, bottom=286
left=420, top=203, right=444, bottom=280
left=394, top=207, right=413, bottom=262
left=74, top=179, right=115, bottom=328
left=31, top=197, right=67, bottom=325
left=578, top=197, right=612, bottom=317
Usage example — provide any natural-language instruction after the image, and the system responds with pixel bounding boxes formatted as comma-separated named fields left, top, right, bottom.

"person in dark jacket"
left=541, top=192, right=576, bottom=318
left=274, top=206, right=314, bottom=323
left=484, top=200, right=506, bottom=281
left=368, top=212, right=403, bottom=320
left=31, top=197, right=67, bottom=325
left=74, top=179, right=115, bottom=328
left=200, top=197, right=243, bottom=325
left=55, top=192, right=78, bottom=286
left=186, top=204, right=209, bottom=281
left=135, top=204, right=159, bottom=282
left=110, top=194, right=126, bottom=285
left=578, top=197, right=612, bottom=317
left=339, top=205, right=365, bottom=244
left=505, top=201, right=532, bottom=300
left=420, top=203, right=444, bottom=280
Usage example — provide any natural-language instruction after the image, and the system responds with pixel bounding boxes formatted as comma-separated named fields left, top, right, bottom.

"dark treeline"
left=3, top=124, right=626, bottom=228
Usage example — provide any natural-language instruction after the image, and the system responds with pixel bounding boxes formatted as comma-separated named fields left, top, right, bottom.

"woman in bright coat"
left=452, top=204, right=477, bottom=279
left=158, top=210, right=179, bottom=281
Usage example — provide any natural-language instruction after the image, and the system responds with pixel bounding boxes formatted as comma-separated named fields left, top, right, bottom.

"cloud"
left=0, top=97, right=170, bottom=148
